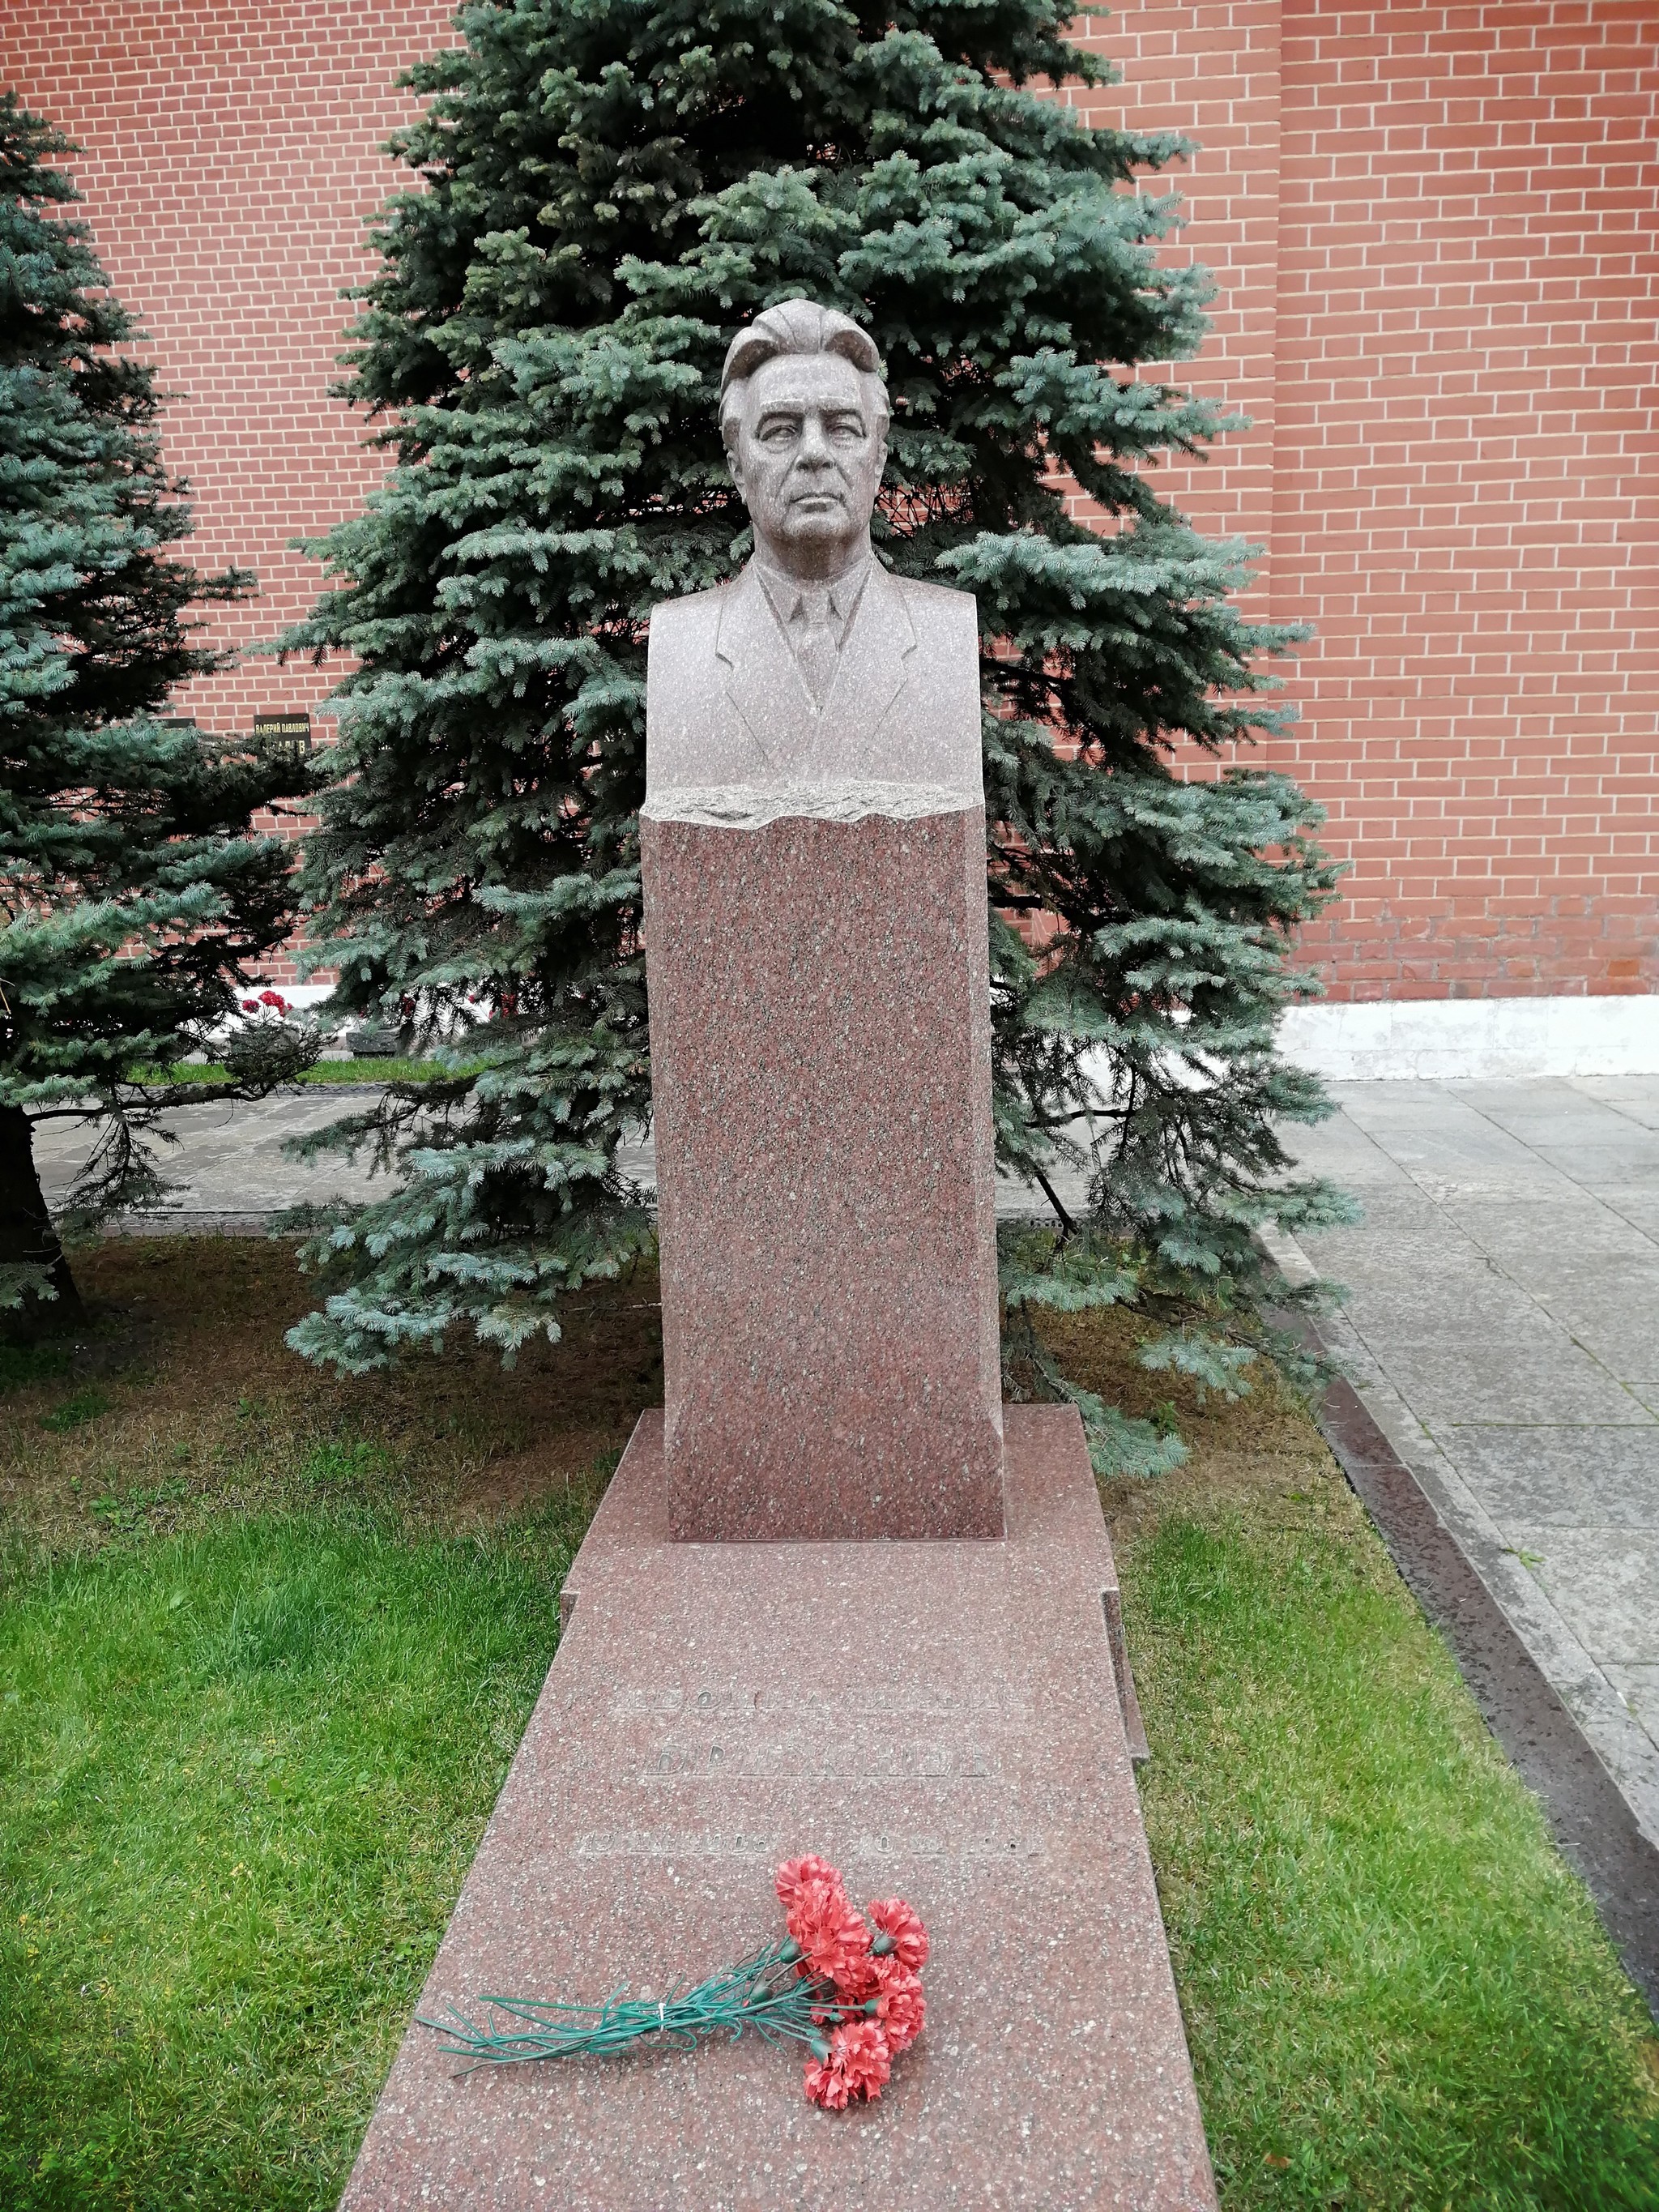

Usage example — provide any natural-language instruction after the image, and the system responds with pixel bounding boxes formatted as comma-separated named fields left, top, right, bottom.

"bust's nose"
left=795, top=417, right=836, bottom=472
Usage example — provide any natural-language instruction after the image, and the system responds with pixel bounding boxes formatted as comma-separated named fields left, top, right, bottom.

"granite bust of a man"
left=643, top=299, right=983, bottom=826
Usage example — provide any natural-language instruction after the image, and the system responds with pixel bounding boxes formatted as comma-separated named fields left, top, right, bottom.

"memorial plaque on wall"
left=252, top=711, right=312, bottom=766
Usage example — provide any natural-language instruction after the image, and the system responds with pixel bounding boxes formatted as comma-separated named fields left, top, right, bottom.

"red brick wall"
left=5, top=2, right=1655, bottom=998
left=1276, top=2, right=1658, bottom=998
left=1073, top=4, right=1285, bottom=566
left=1077, top=2, right=1657, bottom=999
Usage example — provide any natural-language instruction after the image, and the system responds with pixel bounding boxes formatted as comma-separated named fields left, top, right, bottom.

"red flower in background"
left=258, top=989, right=288, bottom=1011
left=241, top=997, right=259, bottom=1013
left=868, top=1896, right=929, bottom=1972
left=804, top=2019, right=892, bottom=2109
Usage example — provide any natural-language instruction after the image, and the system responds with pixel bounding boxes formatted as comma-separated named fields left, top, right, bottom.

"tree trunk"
left=0, top=1104, right=84, bottom=1343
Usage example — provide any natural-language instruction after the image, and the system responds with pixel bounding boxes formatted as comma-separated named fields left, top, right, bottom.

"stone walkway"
left=32, top=1095, right=1044, bottom=1225
left=1277, top=1076, right=1659, bottom=1851
left=32, top=1091, right=387, bottom=1225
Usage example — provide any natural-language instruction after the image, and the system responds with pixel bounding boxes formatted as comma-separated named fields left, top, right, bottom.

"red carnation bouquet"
left=419, top=1853, right=928, bottom=2110
left=777, top=1855, right=928, bottom=2107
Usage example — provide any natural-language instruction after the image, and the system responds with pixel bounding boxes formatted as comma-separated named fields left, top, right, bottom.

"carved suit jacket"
left=642, top=557, right=983, bottom=825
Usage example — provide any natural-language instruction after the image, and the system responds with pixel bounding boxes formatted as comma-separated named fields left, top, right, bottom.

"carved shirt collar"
left=752, top=552, right=872, bottom=651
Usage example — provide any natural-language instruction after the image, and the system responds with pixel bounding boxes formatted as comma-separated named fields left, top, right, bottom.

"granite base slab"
left=339, top=1407, right=1215, bottom=2211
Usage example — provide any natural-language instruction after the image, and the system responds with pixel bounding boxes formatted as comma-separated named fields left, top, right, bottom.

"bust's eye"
left=757, top=418, right=800, bottom=446
left=827, top=417, right=865, bottom=442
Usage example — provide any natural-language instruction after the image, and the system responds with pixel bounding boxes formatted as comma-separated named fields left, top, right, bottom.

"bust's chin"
left=755, top=515, right=872, bottom=580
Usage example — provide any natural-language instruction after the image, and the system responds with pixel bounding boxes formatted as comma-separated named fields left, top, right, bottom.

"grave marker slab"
left=339, top=1410, right=1217, bottom=2211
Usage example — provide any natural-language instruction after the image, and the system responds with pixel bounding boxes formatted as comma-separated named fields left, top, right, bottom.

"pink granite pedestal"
left=642, top=808, right=1004, bottom=1541
left=339, top=1407, right=1217, bottom=2212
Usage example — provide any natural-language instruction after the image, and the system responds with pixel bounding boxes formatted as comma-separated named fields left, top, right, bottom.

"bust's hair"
left=719, top=298, right=889, bottom=451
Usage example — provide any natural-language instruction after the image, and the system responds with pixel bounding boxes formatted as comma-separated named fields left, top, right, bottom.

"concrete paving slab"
left=1303, top=1247, right=1495, bottom=1305
left=1314, top=1301, right=1652, bottom=1428
left=1307, top=1087, right=1593, bottom=1204
left=1432, top=1203, right=1657, bottom=1273
left=1448, top=1077, right=1631, bottom=1137
left=1512, top=1530, right=1659, bottom=1670
left=32, top=1093, right=385, bottom=1220
left=1365, top=1347, right=1649, bottom=1430
left=1281, top=1113, right=1410, bottom=1189
left=1333, top=1117, right=1545, bottom=1183
left=1439, top=1429, right=1659, bottom=1529
left=1536, top=1144, right=1659, bottom=1195
left=1608, top=1667, right=1659, bottom=1740
left=1352, top=1203, right=1659, bottom=1386
left=1528, top=1279, right=1659, bottom=1388
left=1574, top=1077, right=1659, bottom=1131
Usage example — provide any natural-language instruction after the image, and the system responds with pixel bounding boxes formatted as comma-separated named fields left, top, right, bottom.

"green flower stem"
left=418, top=1941, right=868, bottom=2070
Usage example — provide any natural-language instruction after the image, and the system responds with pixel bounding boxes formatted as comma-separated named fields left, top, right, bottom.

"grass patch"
left=0, top=1248, right=1654, bottom=2208
left=153, top=1058, right=470, bottom=1087
left=0, top=1237, right=658, bottom=2210
left=0, top=1343, right=75, bottom=1397
left=0, top=1505, right=587, bottom=2210
left=38, top=1387, right=113, bottom=1433
left=1122, top=1514, right=1659, bottom=2208
left=0, top=1236, right=663, bottom=1554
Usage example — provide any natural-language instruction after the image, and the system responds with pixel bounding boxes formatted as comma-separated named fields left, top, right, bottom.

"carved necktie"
left=790, top=587, right=840, bottom=711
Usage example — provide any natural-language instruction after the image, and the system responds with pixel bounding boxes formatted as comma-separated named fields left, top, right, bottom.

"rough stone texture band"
left=639, top=779, right=981, bottom=829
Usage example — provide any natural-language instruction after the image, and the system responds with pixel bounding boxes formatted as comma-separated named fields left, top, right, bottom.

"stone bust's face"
left=727, top=350, right=886, bottom=579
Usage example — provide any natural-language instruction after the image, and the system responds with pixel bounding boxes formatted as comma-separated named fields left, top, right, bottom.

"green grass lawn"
left=2, top=1244, right=1656, bottom=2209
left=1, top=1508, right=582, bottom=2210
left=1124, top=1515, right=1659, bottom=2208
left=154, top=1057, right=452, bottom=1087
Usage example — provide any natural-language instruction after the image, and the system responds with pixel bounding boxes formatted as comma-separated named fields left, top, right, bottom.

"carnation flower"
left=867, top=1897, right=928, bottom=1972
left=829, top=1945, right=876, bottom=2004
left=802, top=2048, right=854, bottom=2109
left=775, top=1855, right=841, bottom=1914
left=868, top=1956, right=926, bottom=2051
left=789, top=1877, right=872, bottom=1993
left=241, top=997, right=259, bottom=1013
left=803, top=2020, right=891, bottom=2108
left=258, top=989, right=287, bottom=1010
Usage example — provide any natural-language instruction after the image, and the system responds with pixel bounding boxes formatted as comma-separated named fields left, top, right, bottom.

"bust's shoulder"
left=646, top=582, right=728, bottom=653
left=884, top=568, right=979, bottom=635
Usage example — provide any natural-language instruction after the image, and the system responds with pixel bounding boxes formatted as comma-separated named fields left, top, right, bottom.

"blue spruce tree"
left=282, top=0, right=1352, bottom=1467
